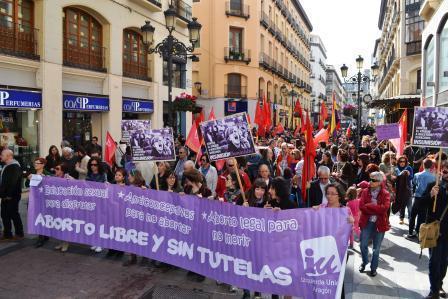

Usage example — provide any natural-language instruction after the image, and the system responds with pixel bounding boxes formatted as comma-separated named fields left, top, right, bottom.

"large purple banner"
left=28, top=177, right=351, bottom=298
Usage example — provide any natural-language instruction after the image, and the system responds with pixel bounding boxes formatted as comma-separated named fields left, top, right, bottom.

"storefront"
left=224, top=100, right=248, bottom=116
left=62, top=93, right=109, bottom=149
left=0, top=88, right=41, bottom=168
left=122, top=98, right=154, bottom=121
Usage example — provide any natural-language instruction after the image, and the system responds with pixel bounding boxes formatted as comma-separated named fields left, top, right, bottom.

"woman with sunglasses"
left=355, top=153, right=371, bottom=185
left=53, top=163, right=74, bottom=252
left=394, top=156, right=414, bottom=225
left=26, top=158, right=51, bottom=248
left=359, top=172, right=390, bottom=277
left=85, top=157, right=107, bottom=253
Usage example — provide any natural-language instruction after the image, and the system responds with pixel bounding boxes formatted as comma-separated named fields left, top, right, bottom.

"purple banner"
left=200, top=113, right=256, bottom=161
left=28, top=177, right=351, bottom=298
left=412, top=107, right=448, bottom=148
left=376, top=123, right=400, bottom=140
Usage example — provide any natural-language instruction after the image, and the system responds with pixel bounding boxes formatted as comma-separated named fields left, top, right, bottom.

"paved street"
left=0, top=194, right=445, bottom=299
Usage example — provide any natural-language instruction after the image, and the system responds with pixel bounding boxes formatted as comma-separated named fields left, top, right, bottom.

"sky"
left=300, top=0, right=382, bottom=77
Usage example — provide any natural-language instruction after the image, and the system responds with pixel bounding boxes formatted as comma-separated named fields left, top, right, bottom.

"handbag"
left=419, top=203, right=448, bottom=251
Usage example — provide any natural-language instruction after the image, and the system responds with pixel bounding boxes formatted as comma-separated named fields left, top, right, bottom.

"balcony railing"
left=63, top=42, right=107, bottom=72
left=406, top=41, right=422, bottom=56
left=226, top=2, right=250, bottom=19
left=225, top=85, right=247, bottom=99
left=0, top=20, right=39, bottom=60
left=224, top=47, right=251, bottom=64
left=259, top=52, right=271, bottom=68
left=172, top=0, right=192, bottom=22
left=123, top=60, right=150, bottom=81
left=260, top=11, right=269, bottom=28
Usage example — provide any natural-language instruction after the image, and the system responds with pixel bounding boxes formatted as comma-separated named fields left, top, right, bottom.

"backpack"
left=419, top=203, right=448, bottom=253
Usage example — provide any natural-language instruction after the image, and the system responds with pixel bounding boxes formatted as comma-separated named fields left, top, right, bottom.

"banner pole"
left=433, top=148, right=443, bottom=213
left=154, top=163, right=160, bottom=191
left=233, top=158, right=246, bottom=202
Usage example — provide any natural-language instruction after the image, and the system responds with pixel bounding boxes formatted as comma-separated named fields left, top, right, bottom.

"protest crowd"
left=1, top=104, right=448, bottom=299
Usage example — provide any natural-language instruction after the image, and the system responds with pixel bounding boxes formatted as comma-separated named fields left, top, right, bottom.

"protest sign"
left=412, top=107, right=448, bottom=148
left=28, top=177, right=351, bottom=298
left=376, top=123, right=400, bottom=140
left=200, top=113, right=256, bottom=161
left=129, top=128, right=175, bottom=161
left=121, top=120, right=151, bottom=143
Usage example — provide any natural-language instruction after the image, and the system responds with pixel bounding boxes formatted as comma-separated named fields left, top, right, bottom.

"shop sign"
left=122, top=99, right=154, bottom=113
left=63, top=94, right=109, bottom=111
left=0, top=89, right=42, bottom=109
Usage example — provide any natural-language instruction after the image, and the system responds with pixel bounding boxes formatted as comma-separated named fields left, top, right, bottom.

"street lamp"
left=141, top=7, right=202, bottom=132
left=340, top=56, right=378, bottom=147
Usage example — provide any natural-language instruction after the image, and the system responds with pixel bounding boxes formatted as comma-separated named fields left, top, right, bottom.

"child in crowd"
left=346, top=186, right=361, bottom=248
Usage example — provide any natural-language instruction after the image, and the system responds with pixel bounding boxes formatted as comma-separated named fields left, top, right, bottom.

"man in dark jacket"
left=424, top=160, right=448, bottom=299
left=0, top=149, right=24, bottom=240
left=308, top=166, right=332, bottom=207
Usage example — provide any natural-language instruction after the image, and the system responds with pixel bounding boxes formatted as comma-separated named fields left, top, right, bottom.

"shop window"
left=163, top=59, right=186, bottom=89
left=123, top=29, right=149, bottom=81
left=0, top=110, right=38, bottom=170
left=439, top=20, right=448, bottom=96
left=63, top=7, right=105, bottom=72
left=0, top=0, right=38, bottom=59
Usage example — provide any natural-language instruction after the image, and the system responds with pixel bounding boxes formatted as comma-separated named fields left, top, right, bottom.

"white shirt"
left=320, top=183, right=328, bottom=205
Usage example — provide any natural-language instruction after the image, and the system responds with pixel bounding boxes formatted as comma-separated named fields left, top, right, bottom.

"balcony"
left=226, top=2, right=250, bottom=19
left=0, top=20, right=39, bottom=60
left=63, top=42, right=107, bottom=72
left=225, top=85, right=247, bottom=99
left=123, top=60, right=150, bottom=81
left=129, top=0, right=162, bottom=11
left=224, top=47, right=251, bottom=64
left=259, top=52, right=271, bottom=68
left=406, top=41, right=422, bottom=56
left=260, top=11, right=269, bottom=28
left=172, top=0, right=192, bottom=23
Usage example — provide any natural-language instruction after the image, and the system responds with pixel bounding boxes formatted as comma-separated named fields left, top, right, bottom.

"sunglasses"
left=91, top=163, right=99, bottom=166
left=369, top=178, right=381, bottom=183
left=55, top=167, right=62, bottom=171
left=399, top=160, right=406, bottom=163
left=228, top=164, right=235, bottom=167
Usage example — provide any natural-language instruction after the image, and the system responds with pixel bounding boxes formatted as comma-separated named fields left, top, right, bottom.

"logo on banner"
left=0, top=91, right=10, bottom=105
left=64, top=97, right=90, bottom=109
left=300, top=236, right=341, bottom=277
left=228, top=101, right=237, bottom=112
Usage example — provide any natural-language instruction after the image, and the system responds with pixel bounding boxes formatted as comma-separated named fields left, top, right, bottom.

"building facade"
left=325, top=64, right=346, bottom=105
left=420, top=0, right=448, bottom=107
left=310, top=34, right=327, bottom=126
left=343, top=69, right=372, bottom=125
left=0, top=0, right=194, bottom=166
left=371, top=0, right=424, bottom=132
left=192, top=0, right=313, bottom=128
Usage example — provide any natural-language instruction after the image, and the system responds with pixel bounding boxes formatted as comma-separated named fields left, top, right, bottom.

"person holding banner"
left=199, top=155, right=218, bottom=197
left=150, top=162, right=170, bottom=191
left=182, top=169, right=212, bottom=199
left=423, top=160, right=448, bottom=299
left=267, top=177, right=298, bottom=210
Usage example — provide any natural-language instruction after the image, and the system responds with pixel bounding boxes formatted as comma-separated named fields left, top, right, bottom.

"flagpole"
left=433, top=148, right=443, bottom=213
left=233, top=158, right=246, bottom=202
left=153, top=163, right=159, bottom=191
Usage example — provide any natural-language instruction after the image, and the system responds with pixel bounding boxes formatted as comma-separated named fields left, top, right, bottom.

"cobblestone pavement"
left=0, top=194, right=446, bottom=298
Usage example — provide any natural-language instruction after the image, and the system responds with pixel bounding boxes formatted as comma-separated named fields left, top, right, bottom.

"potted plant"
left=343, top=104, right=357, bottom=117
left=173, top=92, right=197, bottom=112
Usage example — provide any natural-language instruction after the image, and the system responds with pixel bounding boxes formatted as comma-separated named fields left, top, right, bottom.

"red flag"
left=263, top=97, right=272, bottom=131
left=294, top=99, right=303, bottom=119
left=195, top=110, right=205, bottom=127
left=105, top=132, right=117, bottom=166
left=346, top=125, right=352, bottom=138
left=275, top=123, right=285, bottom=135
left=301, top=112, right=316, bottom=203
left=186, top=123, right=201, bottom=153
left=254, top=99, right=265, bottom=136
left=294, top=124, right=300, bottom=137
left=321, top=101, right=328, bottom=121
left=208, top=107, right=216, bottom=121
left=216, top=160, right=225, bottom=171
left=247, top=113, right=251, bottom=125
left=390, top=109, right=408, bottom=156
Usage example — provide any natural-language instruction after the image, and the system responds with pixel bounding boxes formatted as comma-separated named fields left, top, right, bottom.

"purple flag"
left=28, top=177, right=351, bottom=298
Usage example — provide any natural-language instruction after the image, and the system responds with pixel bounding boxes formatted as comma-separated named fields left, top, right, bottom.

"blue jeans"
left=429, top=238, right=448, bottom=293
left=360, top=221, right=385, bottom=271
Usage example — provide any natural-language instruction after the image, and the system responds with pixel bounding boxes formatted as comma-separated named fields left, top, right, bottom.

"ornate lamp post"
left=340, top=56, right=379, bottom=147
left=141, top=6, right=202, bottom=131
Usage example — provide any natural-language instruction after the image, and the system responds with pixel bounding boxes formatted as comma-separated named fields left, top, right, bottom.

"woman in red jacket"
left=358, top=171, right=390, bottom=277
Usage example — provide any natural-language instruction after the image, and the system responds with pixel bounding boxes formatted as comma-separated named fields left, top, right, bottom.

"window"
left=123, top=29, right=148, bottom=80
left=163, top=59, right=186, bottom=89
left=439, top=21, right=448, bottom=94
left=227, top=73, right=243, bottom=98
left=405, top=2, right=424, bottom=55
left=0, top=0, right=37, bottom=58
left=63, top=8, right=104, bottom=71
left=229, top=27, right=243, bottom=52
left=424, top=37, right=434, bottom=98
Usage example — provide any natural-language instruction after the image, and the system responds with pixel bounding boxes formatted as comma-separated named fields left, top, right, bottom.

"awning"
left=369, top=94, right=421, bottom=108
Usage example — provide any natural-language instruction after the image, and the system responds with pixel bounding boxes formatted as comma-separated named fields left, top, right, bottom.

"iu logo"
left=300, top=236, right=342, bottom=277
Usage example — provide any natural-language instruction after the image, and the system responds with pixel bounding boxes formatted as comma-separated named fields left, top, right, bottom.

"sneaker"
left=359, top=264, right=366, bottom=273
left=425, top=291, right=439, bottom=299
left=404, top=233, right=418, bottom=240
left=94, top=247, right=102, bottom=253
left=369, top=270, right=377, bottom=277
left=440, top=287, right=447, bottom=298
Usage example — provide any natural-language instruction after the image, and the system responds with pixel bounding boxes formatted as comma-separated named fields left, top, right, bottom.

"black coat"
left=308, top=179, right=323, bottom=207
left=0, top=162, right=22, bottom=199
left=423, top=181, right=448, bottom=241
